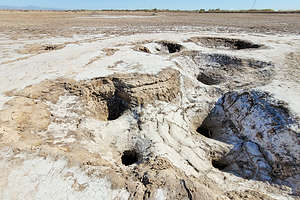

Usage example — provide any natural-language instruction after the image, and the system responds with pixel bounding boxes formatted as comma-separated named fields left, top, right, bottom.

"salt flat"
left=0, top=11, right=299, bottom=200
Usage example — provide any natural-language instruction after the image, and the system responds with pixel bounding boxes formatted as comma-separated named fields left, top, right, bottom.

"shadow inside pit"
left=121, top=149, right=140, bottom=166
left=160, top=41, right=183, bottom=53
left=107, top=96, right=128, bottom=121
left=188, top=37, right=264, bottom=50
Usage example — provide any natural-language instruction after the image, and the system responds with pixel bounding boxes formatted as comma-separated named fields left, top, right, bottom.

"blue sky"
left=1, top=0, right=300, bottom=10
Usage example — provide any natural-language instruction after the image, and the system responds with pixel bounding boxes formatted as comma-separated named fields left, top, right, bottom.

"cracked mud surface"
left=0, top=11, right=300, bottom=200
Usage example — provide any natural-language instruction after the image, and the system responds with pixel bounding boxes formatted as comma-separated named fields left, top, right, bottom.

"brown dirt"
left=0, top=10, right=300, bottom=40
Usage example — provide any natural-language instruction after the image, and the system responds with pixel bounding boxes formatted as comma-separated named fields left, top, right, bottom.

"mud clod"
left=134, top=45, right=151, bottom=53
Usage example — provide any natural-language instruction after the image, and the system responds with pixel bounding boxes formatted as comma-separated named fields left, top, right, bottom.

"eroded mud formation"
left=64, top=68, right=180, bottom=120
left=1, top=32, right=300, bottom=199
left=199, top=90, right=300, bottom=194
left=134, top=41, right=183, bottom=54
left=183, top=52, right=273, bottom=89
left=158, top=41, right=183, bottom=53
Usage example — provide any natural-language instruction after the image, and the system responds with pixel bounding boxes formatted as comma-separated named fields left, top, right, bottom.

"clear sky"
left=1, top=0, right=300, bottom=10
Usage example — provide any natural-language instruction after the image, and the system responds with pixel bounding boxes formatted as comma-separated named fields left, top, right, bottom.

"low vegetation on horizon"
left=0, top=8, right=300, bottom=13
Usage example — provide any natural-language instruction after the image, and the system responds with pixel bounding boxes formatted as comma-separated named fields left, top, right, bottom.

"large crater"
left=187, top=37, right=264, bottom=50
left=184, top=52, right=273, bottom=89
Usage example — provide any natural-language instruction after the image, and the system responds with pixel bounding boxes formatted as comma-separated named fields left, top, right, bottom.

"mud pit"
left=200, top=91, right=300, bottom=190
left=0, top=12, right=300, bottom=200
left=134, top=41, right=184, bottom=55
left=180, top=52, right=274, bottom=90
left=121, top=149, right=140, bottom=166
left=187, top=37, right=263, bottom=50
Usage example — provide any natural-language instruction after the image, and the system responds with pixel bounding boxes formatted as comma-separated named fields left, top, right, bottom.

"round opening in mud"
left=196, top=125, right=212, bottom=138
left=212, top=160, right=228, bottom=171
left=121, top=150, right=140, bottom=166
left=107, top=97, right=128, bottom=121
left=189, top=37, right=263, bottom=50
left=160, top=41, right=183, bottom=53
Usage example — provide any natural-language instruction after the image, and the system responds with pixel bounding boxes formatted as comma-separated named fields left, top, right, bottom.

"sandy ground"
left=0, top=11, right=300, bottom=200
left=0, top=11, right=300, bottom=39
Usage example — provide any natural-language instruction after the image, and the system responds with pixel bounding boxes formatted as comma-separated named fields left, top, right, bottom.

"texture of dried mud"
left=0, top=18, right=300, bottom=199
left=200, top=90, right=300, bottom=194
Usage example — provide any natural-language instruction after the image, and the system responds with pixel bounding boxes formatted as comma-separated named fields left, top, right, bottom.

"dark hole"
left=161, top=42, right=183, bottom=53
left=44, top=46, right=56, bottom=50
left=141, top=172, right=150, bottom=186
left=196, top=125, right=211, bottom=138
left=212, top=160, right=228, bottom=170
left=121, top=150, right=139, bottom=166
left=197, top=37, right=262, bottom=50
left=107, top=96, right=128, bottom=121
left=234, top=40, right=262, bottom=50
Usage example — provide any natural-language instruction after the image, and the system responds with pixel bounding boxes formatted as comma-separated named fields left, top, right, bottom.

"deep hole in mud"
left=212, top=160, right=228, bottom=170
left=189, top=37, right=263, bottom=50
left=160, top=41, right=183, bottom=53
left=121, top=149, right=140, bottom=166
left=107, top=96, right=128, bottom=121
left=233, top=40, right=261, bottom=50
left=196, top=125, right=211, bottom=138
left=186, top=52, right=273, bottom=88
left=197, top=72, right=223, bottom=85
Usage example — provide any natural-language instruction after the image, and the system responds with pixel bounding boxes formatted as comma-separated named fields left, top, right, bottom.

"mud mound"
left=199, top=90, right=300, bottom=195
left=133, top=41, right=183, bottom=54
left=188, top=37, right=263, bottom=50
left=64, top=68, right=180, bottom=120
left=133, top=45, right=151, bottom=53
left=6, top=69, right=180, bottom=122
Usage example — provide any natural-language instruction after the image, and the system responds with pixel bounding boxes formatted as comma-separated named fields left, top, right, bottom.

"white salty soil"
left=0, top=31, right=299, bottom=200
